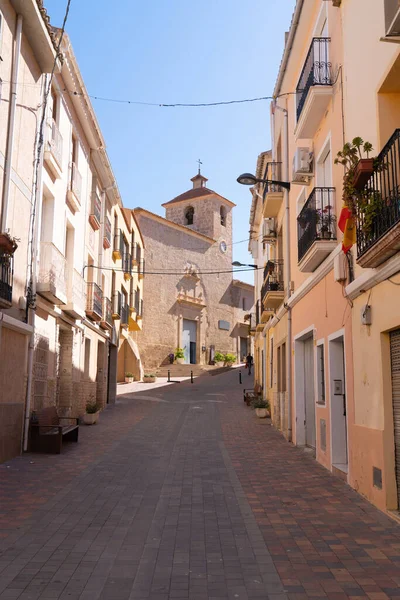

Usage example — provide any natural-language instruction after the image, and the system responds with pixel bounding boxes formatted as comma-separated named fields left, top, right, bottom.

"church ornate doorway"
left=182, top=319, right=197, bottom=364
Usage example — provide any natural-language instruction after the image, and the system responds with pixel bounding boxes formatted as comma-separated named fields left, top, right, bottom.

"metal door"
left=182, top=319, right=197, bottom=364
left=304, top=337, right=316, bottom=448
left=390, top=329, right=400, bottom=507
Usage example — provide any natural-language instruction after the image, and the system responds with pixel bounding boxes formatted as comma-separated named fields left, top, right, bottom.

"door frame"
left=328, top=328, right=349, bottom=477
left=294, top=325, right=316, bottom=447
left=182, top=318, right=197, bottom=365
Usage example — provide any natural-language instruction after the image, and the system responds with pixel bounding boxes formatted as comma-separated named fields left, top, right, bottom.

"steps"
left=153, top=364, right=237, bottom=378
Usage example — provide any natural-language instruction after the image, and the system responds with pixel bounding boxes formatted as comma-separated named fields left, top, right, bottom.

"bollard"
left=168, top=370, right=170, bottom=382
left=191, top=370, right=194, bottom=384
left=239, top=371, right=242, bottom=385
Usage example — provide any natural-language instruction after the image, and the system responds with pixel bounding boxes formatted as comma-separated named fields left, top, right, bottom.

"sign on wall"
left=218, top=320, right=230, bottom=331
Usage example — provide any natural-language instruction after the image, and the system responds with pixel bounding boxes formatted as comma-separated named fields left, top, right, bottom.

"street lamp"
left=232, top=261, right=257, bottom=269
left=237, top=172, right=291, bottom=191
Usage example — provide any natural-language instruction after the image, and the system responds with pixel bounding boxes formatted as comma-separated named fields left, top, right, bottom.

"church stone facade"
left=134, top=173, right=254, bottom=369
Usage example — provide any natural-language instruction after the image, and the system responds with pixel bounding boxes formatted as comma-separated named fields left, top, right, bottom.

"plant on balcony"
left=0, top=232, right=18, bottom=254
left=316, top=206, right=337, bottom=239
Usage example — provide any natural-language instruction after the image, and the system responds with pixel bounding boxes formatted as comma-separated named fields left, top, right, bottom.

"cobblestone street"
left=1, top=370, right=400, bottom=600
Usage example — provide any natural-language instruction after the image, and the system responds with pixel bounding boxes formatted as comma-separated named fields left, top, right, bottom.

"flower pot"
left=255, top=408, right=270, bottom=419
left=83, top=411, right=99, bottom=425
left=125, top=377, right=134, bottom=384
left=353, top=158, right=374, bottom=191
left=0, top=233, right=17, bottom=254
left=224, top=362, right=233, bottom=367
left=176, top=357, right=185, bottom=365
left=215, top=361, right=224, bottom=367
left=143, top=376, right=156, bottom=383
left=321, top=229, right=332, bottom=240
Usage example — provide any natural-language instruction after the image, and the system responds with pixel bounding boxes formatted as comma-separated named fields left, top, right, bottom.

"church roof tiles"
left=162, top=186, right=235, bottom=208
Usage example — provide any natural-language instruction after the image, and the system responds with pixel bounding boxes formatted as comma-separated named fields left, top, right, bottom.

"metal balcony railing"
left=262, top=162, right=283, bottom=197
left=113, top=229, right=126, bottom=258
left=68, top=269, right=86, bottom=308
left=122, top=252, right=132, bottom=276
left=112, top=291, right=121, bottom=318
left=296, top=37, right=332, bottom=121
left=0, top=252, right=13, bottom=305
left=134, top=289, right=140, bottom=314
left=90, top=192, right=101, bottom=228
left=104, top=217, right=112, bottom=248
left=102, top=296, right=113, bottom=328
left=49, top=119, right=63, bottom=167
left=86, top=282, right=103, bottom=319
left=70, top=162, right=82, bottom=204
left=38, top=242, right=67, bottom=297
left=140, top=299, right=143, bottom=317
left=297, top=187, right=336, bottom=262
left=356, top=129, right=400, bottom=258
left=121, top=304, right=129, bottom=326
left=261, top=259, right=284, bottom=302
left=138, top=258, right=145, bottom=278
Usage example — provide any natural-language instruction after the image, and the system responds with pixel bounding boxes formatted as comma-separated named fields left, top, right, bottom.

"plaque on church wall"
left=218, top=320, right=230, bottom=331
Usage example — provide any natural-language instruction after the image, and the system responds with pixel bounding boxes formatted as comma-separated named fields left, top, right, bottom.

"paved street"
left=1, top=370, right=400, bottom=600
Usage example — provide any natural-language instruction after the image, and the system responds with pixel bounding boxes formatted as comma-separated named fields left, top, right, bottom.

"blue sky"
left=45, top=0, right=295, bottom=283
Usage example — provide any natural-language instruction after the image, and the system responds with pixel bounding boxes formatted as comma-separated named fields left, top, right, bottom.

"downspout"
left=1, top=14, right=23, bottom=232
left=283, top=100, right=292, bottom=443
left=23, top=74, right=49, bottom=452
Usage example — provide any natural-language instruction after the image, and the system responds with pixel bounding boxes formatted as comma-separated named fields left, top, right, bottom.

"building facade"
left=249, top=0, right=400, bottom=516
left=136, top=173, right=253, bottom=369
left=0, top=3, right=144, bottom=463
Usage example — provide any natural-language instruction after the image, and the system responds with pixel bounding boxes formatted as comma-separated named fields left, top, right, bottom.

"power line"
left=85, top=265, right=261, bottom=276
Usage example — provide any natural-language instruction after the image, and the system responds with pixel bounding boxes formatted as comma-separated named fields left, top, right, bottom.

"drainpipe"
left=1, top=14, right=23, bottom=232
left=97, top=188, right=106, bottom=286
left=23, top=74, right=49, bottom=452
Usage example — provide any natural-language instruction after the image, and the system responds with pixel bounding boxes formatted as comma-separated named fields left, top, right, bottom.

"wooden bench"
left=29, top=406, right=79, bottom=454
left=243, top=389, right=257, bottom=406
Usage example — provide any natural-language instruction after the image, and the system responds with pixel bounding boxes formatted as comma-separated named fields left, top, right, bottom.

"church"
left=134, top=171, right=254, bottom=369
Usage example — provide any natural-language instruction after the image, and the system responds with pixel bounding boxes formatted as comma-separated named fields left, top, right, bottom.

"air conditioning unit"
left=292, top=147, right=314, bottom=184
left=385, top=0, right=400, bottom=37
left=262, top=218, right=276, bottom=242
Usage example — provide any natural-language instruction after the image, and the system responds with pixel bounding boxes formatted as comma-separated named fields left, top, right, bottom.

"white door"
left=330, top=336, right=348, bottom=469
left=182, top=319, right=197, bottom=364
left=304, top=337, right=316, bottom=448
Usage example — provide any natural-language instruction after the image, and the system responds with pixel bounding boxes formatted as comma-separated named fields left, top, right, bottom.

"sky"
left=44, top=0, right=296, bottom=284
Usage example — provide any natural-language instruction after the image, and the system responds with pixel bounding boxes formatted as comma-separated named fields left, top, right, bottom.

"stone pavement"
left=0, top=370, right=400, bottom=600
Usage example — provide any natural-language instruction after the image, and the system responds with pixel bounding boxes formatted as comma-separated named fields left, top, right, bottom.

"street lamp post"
left=232, top=261, right=258, bottom=269
left=236, top=172, right=291, bottom=191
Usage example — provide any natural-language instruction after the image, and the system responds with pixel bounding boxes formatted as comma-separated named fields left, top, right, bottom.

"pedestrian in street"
left=246, top=353, right=253, bottom=375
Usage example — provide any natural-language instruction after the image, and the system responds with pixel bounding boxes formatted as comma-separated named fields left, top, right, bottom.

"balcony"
left=37, top=242, right=67, bottom=305
left=44, top=119, right=63, bottom=179
left=121, top=304, right=129, bottom=328
left=0, top=251, right=13, bottom=308
left=103, top=217, right=112, bottom=249
left=66, top=162, right=82, bottom=212
left=123, top=252, right=132, bottom=281
left=298, top=187, right=337, bottom=272
left=86, top=282, right=103, bottom=321
left=138, top=259, right=145, bottom=280
left=262, top=218, right=277, bottom=244
left=262, top=162, right=284, bottom=218
left=113, top=229, right=125, bottom=261
left=295, top=38, right=332, bottom=139
left=100, top=297, right=113, bottom=330
left=177, top=291, right=206, bottom=308
left=261, top=259, right=284, bottom=319
left=112, top=291, right=121, bottom=319
left=131, top=242, right=138, bottom=266
left=62, top=269, right=86, bottom=320
left=357, top=130, right=400, bottom=268
left=89, top=192, right=101, bottom=231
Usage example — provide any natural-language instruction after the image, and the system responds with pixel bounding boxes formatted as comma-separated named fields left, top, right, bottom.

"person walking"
left=246, top=353, right=253, bottom=375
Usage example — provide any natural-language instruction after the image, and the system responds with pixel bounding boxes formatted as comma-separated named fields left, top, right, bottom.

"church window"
left=220, top=206, right=226, bottom=226
left=185, top=206, right=194, bottom=225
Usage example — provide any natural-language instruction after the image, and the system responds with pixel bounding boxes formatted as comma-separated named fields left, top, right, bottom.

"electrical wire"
left=85, top=265, right=261, bottom=275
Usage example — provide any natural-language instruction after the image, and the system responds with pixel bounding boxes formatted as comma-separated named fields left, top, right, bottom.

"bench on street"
left=243, top=389, right=257, bottom=406
left=29, top=406, right=79, bottom=454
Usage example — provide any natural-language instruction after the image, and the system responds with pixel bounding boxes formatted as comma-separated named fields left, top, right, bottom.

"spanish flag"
left=338, top=206, right=356, bottom=254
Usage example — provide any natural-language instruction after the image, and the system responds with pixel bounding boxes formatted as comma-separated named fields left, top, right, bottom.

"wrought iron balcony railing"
left=262, top=162, right=283, bottom=197
left=89, top=191, right=101, bottom=230
left=0, top=251, right=13, bottom=306
left=121, top=304, right=129, bottom=326
left=101, top=297, right=113, bottom=328
left=356, top=129, right=400, bottom=259
left=296, top=37, right=332, bottom=121
left=113, top=229, right=126, bottom=259
left=70, top=162, right=82, bottom=204
left=86, top=282, right=103, bottom=320
left=49, top=119, right=63, bottom=168
left=297, top=187, right=336, bottom=262
left=261, top=259, right=284, bottom=302
left=38, top=242, right=67, bottom=300
left=123, top=252, right=132, bottom=276
left=104, top=216, right=112, bottom=249
left=134, top=289, right=140, bottom=314
left=112, top=291, right=121, bottom=318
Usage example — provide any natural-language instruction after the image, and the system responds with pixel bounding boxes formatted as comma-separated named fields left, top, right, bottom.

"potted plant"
left=143, top=373, right=156, bottom=383
left=351, top=137, right=374, bottom=190
left=125, top=372, right=134, bottom=383
left=316, top=206, right=337, bottom=239
left=0, top=233, right=18, bottom=254
left=175, top=348, right=185, bottom=364
left=214, top=351, right=225, bottom=367
left=252, top=399, right=270, bottom=419
left=224, top=353, right=236, bottom=367
left=168, top=352, right=174, bottom=364
left=83, top=399, right=100, bottom=425
left=269, top=272, right=280, bottom=291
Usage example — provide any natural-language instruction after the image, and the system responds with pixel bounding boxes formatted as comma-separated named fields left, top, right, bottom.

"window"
left=84, top=338, right=91, bottom=379
left=185, top=206, right=194, bottom=225
left=220, top=206, right=226, bottom=226
left=317, top=343, right=326, bottom=404
left=51, top=89, right=58, bottom=122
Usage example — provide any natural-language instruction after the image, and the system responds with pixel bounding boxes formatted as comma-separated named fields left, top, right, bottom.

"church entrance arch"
left=182, top=319, right=197, bottom=364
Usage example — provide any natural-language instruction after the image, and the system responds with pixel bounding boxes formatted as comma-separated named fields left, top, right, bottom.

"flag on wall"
left=338, top=206, right=356, bottom=254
